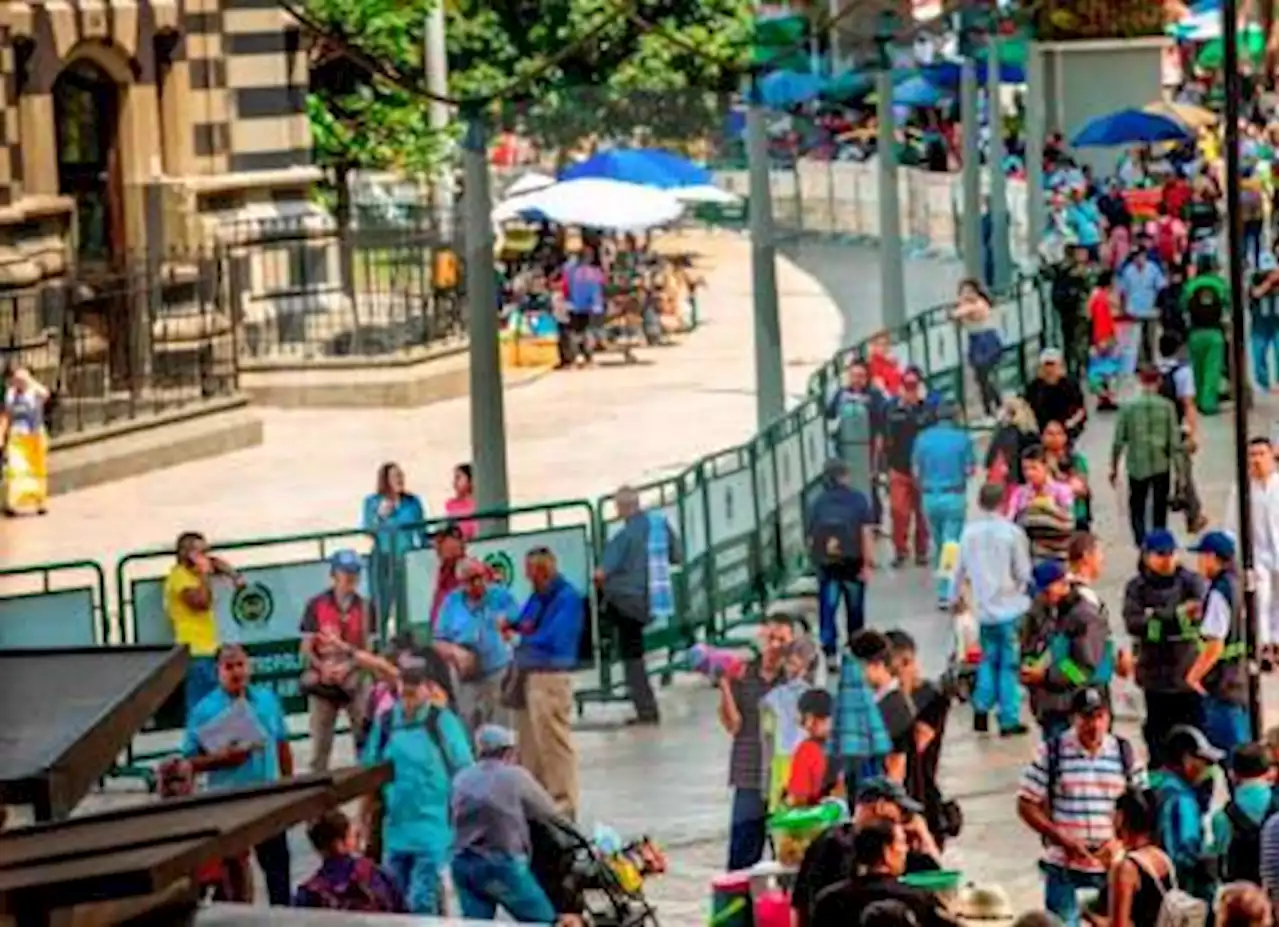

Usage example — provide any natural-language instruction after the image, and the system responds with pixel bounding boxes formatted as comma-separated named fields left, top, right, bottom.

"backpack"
left=374, top=702, right=458, bottom=777
left=1159, top=365, right=1185, bottom=424
left=1129, top=849, right=1209, bottom=927
left=1221, top=791, right=1280, bottom=883
left=298, top=856, right=402, bottom=912
left=808, top=490, right=863, bottom=567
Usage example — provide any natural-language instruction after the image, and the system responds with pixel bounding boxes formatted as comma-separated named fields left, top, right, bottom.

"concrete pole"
left=1024, top=43, right=1046, bottom=265
left=987, top=39, right=1011, bottom=289
left=827, top=0, right=840, bottom=70
left=424, top=0, right=452, bottom=237
left=746, top=98, right=786, bottom=428
left=462, top=116, right=510, bottom=519
left=960, top=57, right=982, bottom=282
left=876, top=69, right=906, bottom=331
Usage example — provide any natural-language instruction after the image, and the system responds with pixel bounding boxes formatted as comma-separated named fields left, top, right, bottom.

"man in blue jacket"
left=507, top=547, right=585, bottom=820
left=806, top=458, right=875, bottom=667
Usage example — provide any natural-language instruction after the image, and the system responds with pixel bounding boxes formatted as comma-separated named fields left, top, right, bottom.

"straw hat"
left=954, top=884, right=1015, bottom=923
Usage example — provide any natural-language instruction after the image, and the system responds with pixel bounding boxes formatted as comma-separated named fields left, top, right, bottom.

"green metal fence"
left=0, top=269, right=1056, bottom=770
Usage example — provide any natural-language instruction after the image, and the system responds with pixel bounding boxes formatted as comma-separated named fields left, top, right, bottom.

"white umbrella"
left=504, top=171, right=556, bottom=198
left=673, top=184, right=740, bottom=205
left=494, top=178, right=684, bottom=231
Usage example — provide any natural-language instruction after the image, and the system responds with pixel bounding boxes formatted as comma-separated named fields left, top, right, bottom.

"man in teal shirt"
left=183, top=643, right=294, bottom=906
left=911, top=401, right=976, bottom=606
left=361, top=660, right=474, bottom=914
left=1211, top=743, right=1279, bottom=882
left=1154, top=725, right=1222, bottom=902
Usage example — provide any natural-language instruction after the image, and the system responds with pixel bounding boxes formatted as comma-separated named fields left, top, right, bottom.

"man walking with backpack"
left=1210, top=742, right=1278, bottom=885
left=1156, top=334, right=1207, bottom=534
left=806, top=459, right=875, bottom=668
left=1017, top=688, right=1145, bottom=927
left=1110, top=365, right=1181, bottom=548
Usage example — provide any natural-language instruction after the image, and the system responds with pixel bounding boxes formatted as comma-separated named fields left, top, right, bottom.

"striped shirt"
left=1263, top=812, right=1279, bottom=915
left=1018, top=730, right=1146, bottom=871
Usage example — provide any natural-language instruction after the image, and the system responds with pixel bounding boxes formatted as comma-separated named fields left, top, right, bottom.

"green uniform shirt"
left=1111, top=392, right=1181, bottom=482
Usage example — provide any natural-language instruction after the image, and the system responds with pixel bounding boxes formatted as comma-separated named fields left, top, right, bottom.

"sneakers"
left=999, top=723, right=1030, bottom=738
left=973, top=712, right=989, bottom=734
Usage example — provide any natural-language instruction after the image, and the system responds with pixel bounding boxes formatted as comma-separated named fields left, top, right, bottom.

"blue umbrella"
left=923, top=59, right=1026, bottom=89
left=632, top=149, right=714, bottom=187
left=759, top=69, right=826, bottom=108
left=559, top=150, right=681, bottom=186
left=1070, top=108, right=1194, bottom=147
left=893, top=76, right=942, bottom=108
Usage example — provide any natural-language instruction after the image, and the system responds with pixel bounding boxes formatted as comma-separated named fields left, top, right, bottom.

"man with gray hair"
left=806, top=458, right=875, bottom=669
left=595, top=484, right=683, bottom=726
left=434, top=556, right=518, bottom=731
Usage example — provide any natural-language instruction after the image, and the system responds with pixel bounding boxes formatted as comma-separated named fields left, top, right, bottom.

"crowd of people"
left=498, top=224, right=704, bottom=367
left=151, top=452, right=689, bottom=919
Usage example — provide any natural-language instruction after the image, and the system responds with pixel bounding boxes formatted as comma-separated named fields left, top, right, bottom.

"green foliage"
left=303, top=0, right=753, bottom=173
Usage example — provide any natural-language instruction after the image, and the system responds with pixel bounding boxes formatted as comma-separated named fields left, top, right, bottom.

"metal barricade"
left=0, top=560, right=111, bottom=647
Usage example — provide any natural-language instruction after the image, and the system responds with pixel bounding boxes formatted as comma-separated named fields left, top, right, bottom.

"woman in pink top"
left=444, top=462, right=477, bottom=539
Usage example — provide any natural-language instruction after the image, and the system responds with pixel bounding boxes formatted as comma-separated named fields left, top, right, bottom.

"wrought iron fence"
left=223, top=213, right=466, bottom=364
left=0, top=253, right=238, bottom=437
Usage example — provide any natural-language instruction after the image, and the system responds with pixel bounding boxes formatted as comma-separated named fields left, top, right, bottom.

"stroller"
left=529, top=815, right=662, bottom=927
left=940, top=604, right=980, bottom=705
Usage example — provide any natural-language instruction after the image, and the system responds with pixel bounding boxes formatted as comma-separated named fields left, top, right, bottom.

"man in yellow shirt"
left=165, top=532, right=244, bottom=711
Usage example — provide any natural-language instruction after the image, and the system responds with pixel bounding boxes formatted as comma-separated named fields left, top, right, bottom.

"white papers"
left=196, top=698, right=268, bottom=755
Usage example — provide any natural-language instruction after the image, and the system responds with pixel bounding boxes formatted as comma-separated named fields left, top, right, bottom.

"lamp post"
left=875, top=11, right=907, bottom=331
left=986, top=19, right=1011, bottom=289
left=1222, top=0, right=1263, bottom=739
left=746, top=70, right=786, bottom=429
left=957, top=6, right=982, bottom=282
left=461, top=110, right=511, bottom=524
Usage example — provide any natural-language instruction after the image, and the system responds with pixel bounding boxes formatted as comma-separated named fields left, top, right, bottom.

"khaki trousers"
left=514, top=672, right=579, bottom=820
left=308, top=691, right=367, bottom=773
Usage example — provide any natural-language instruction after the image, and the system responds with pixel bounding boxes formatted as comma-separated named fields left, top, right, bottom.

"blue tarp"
left=923, top=60, right=1027, bottom=89
left=560, top=150, right=681, bottom=186
left=759, top=70, right=826, bottom=108
left=893, top=76, right=943, bottom=108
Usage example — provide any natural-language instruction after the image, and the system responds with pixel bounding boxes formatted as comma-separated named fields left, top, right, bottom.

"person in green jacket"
left=1180, top=259, right=1229, bottom=415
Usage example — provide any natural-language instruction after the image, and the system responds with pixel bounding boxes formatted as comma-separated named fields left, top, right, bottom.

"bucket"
left=754, top=888, right=791, bottom=927
left=710, top=871, right=753, bottom=927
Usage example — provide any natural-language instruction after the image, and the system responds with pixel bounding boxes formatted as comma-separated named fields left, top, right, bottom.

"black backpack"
left=1222, top=791, right=1280, bottom=883
left=1043, top=732, right=1135, bottom=839
left=1159, top=365, right=1186, bottom=424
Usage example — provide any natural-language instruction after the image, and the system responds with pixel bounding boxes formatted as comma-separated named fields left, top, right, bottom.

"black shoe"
left=973, top=712, right=989, bottom=734
left=999, top=723, right=1030, bottom=738
left=914, top=554, right=930, bottom=568
left=891, top=554, right=908, bottom=569
left=626, top=715, right=661, bottom=727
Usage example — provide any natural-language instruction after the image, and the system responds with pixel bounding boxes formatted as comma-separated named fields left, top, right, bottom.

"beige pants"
left=514, top=672, right=579, bottom=820
left=458, top=673, right=508, bottom=733
left=308, top=692, right=367, bottom=773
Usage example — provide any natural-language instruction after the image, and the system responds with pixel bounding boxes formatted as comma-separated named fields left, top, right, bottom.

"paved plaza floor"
left=5, top=235, right=1276, bottom=922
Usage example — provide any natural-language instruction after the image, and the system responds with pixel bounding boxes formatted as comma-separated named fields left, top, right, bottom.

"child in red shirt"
left=785, top=688, right=836, bottom=807
left=1086, top=271, right=1122, bottom=410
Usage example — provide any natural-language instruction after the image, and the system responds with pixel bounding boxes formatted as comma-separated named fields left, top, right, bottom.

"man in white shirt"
left=950, top=482, right=1033, bottom=737
left=1226, top=436, right=1280, bottom=669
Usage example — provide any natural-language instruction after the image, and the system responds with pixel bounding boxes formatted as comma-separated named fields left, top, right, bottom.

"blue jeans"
left=727, top=787, right=769, bottom=871
left=1041, top=862, right=1107, bottom=927
left=973, top=620, right=1023, bottom=730
left=1201, top=697, right=1250, bottom=757
left=1251, top=325, right=1278, bottom=390
left=385, top=850, right=444, bottom=915
left=817, top=569, right=865, bottom=655
left=185, top=657, right=219, bottom=716
left=451, top=850, right=556, bottom=922
left=921, top=490, right=967, bottom=601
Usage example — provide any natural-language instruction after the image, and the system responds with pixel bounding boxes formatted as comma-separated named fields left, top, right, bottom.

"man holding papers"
left=183, top=644, right=295, bottom=906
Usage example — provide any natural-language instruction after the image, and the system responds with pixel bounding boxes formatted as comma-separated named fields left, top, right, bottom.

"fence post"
left=1014, top=280, right=1029, bottom=389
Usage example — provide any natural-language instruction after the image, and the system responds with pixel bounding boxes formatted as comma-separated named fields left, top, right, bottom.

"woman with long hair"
left=952, top=278, right=1004, bottom=421
left=443, top=463, right=477, bottom=540
left=1041, top=420, right=1092, bottom=530
left=361, top=463, right=428, bottom=627
left=1091, top=789, right=1175, bottom=927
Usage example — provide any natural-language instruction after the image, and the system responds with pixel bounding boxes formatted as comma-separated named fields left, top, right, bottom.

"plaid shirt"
left=833, top=657, right=891, bottom=761
left=727, top=659, right=781, bottom=790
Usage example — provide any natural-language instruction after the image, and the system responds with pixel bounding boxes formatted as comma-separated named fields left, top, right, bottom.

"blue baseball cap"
left=1142, top=529, right=1178, bottom=555
left=1190, top=530, right=1236, bottom=561
left=329, top=549, right=363, bottom=574
left=1032, top=560, right=1067, bottom=594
